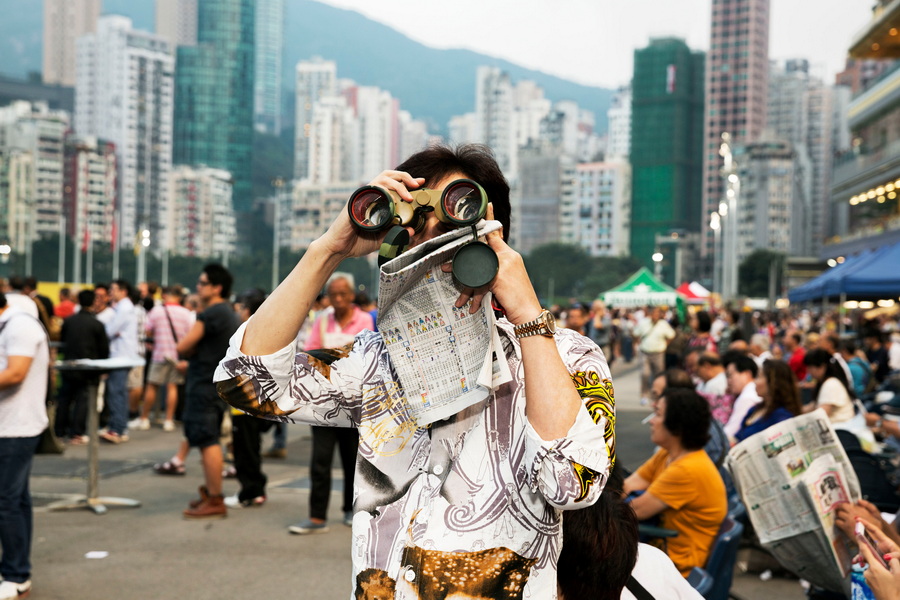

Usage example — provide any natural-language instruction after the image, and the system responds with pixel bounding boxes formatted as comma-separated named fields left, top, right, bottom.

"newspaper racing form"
left=376, top=220, right=510, bottom=425
left=726, top=409, right=860, bottom=593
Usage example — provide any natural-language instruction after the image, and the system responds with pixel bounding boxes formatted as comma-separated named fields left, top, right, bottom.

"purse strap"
left=625, top=576, right=656, bottom=600
left=163, top=305, right=180, bottom=343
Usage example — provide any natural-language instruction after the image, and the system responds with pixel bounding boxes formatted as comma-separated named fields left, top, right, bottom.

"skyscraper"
left=606, top=86, right=632, bottom=160
left=173, top=0, right=254, bottom=212
left=700, top=0, right=770, bottom=271
left=42, top=0, right=101, bottom=86
left=294, top=57, right=337, bottom=181
left=155, top=0, right=198, bottom=47
left=475, top=67, right=516, bottom=177
left=76, top=16, right=174, bottom=248
left=254, top=0, right=284, bottom=135
left=629, top=38, right=705, bottom=268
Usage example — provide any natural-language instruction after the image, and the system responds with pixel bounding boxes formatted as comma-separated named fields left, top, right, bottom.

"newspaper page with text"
left=376, top=221, right=509, bottom=425
left=726, top=409, right=859, bottom=593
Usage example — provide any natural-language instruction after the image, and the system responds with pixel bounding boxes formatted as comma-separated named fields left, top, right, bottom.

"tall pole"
left=162, top=249, right=169, bottom=286
left=58, top=215, right=66, bottom=283
left=25, top=213, right=33, bottom=276
left=73, top=219, right=83, bottom=286
left=86, top=236, right=94, bottom=285
left=112, top=209, right=120, bottom=280
left=271, top=178, right=284, bottom=292
left=719, top=133, right=740, bottom=302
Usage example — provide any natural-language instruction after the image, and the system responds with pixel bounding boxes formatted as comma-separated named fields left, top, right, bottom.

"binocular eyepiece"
left=347, top=179, right=488, bottom=232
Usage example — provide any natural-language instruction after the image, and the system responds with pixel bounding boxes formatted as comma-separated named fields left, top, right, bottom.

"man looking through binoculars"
left=215, top=144, right=614, bottom=599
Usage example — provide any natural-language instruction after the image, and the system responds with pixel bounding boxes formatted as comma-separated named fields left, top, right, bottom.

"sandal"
left=154, top=460, right=186, bottom=476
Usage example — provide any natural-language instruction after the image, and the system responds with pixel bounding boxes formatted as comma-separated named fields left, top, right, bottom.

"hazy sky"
left=320, top=0, right=871, bottom=88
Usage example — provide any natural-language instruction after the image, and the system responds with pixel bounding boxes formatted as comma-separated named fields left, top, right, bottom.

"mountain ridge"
left=0, top=0, right=613, bottom=134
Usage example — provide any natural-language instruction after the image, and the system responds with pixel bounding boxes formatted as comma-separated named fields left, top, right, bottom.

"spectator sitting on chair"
left=733, top=359, right=802, bottom=443
left=803, top=348, right=855, bottom=426
left=624, top=387, right=727, bottom=577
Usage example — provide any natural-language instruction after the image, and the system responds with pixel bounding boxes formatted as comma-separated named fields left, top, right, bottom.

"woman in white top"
left=804, top=348, right=855, bottom=424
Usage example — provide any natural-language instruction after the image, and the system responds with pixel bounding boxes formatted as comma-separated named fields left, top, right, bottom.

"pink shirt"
left=145, top=303, right=194, bottom=363
left=303, top=306, right=374, bottom=351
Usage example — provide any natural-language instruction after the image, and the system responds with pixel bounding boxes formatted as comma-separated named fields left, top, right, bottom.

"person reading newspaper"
left=214, top=144, right=615, bottom=599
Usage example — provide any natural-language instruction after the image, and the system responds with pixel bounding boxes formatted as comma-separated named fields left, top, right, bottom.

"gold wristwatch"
left=514, top=309, right=557, bottom=339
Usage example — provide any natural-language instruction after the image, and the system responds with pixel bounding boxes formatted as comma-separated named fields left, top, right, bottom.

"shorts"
left=148, top=360, right=185, bottom=386
left=127, top=365, right=144, bottom=390
left=183, top=387, right=225, bottom=448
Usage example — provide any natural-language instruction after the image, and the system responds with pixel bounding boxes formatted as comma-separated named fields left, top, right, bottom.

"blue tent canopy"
left=788, top=242, right=900, bottom=303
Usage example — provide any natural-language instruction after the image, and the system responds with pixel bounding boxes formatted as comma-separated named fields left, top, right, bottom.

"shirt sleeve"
left=214, top=319, right=372, bottom=427
left=818, top=377, right=851, bottom=408
left=521, top=329, right=615, bottom=510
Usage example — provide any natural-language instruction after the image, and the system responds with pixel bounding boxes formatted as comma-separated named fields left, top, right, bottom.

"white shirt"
left=106, top=297, right=140, bottom=361
left=698, top=371, right=727, bottom=397
left=724, top=381, right=761, bottom=438
left=4, top=292, right=38, bottom=319
left=753, top=351, right=772, bottom=368
left=0, top=307, right=50, bottom=437
left=888, top=339, right=900, bottom=372
left=634, top=318, right=676, bottom=353
left=623, top=543, right=703, bottom=600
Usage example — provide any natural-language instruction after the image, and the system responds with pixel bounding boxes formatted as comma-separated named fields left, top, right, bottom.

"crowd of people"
left=3, top=144, right=900, bottom=599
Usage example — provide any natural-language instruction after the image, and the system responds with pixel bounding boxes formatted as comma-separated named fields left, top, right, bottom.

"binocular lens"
left=442, top=181, right=485, bottom=225
left=349, top=189, right=393, bottom=230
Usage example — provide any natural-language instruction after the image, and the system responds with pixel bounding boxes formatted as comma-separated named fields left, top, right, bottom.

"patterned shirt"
left=215, top=319, right=615, bottom=599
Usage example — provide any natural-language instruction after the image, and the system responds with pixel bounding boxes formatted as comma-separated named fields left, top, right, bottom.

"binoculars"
left=346, top=179, right=498, bottom=288
left=348, top=178, right=488, bottom=233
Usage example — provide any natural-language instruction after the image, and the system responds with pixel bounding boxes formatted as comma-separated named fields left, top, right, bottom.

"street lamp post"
left=137, top=229, right=150, bottom=284
left=719, top=133, right=740, bottom=302
left=271, top=177, right=285, bottom=292
left=709, top=211, right=721, bottom=298
left=652, top=251, right=664, bottom=280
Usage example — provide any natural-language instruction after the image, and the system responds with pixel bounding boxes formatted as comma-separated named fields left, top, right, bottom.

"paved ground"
left=27, top=361, right=810, bottom=599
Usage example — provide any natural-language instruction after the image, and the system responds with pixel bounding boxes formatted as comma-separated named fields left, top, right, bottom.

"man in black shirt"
left=55, top=290, right=109, bottom=442
left=177, top=264, right=240, bottom=519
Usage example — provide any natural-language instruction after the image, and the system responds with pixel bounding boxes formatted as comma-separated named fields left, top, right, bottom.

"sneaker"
left=288, top=519, right=328, bottom=535
left=0, top=579, right=32, bottom=599
left=99, top=431, right=129, bottom=444
left=183, top=492, right=227, bottom=519
left=263, top=447, right=287, bottom=459
left=343, top=511, right=353, bottom=527
left=222, top=465, right=237, bottom=478
left=128, top=417, right=151, bottom=431
left=68, top=435, right=89, bottom=445
left=224, top=494, right=266, bottom=508
left=162, top=420, right=176, bottom=432
left=153, top=460, right=186, bottom=476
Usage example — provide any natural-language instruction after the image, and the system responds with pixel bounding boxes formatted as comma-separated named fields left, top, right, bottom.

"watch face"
left=542, top=310, right=557, bottom=334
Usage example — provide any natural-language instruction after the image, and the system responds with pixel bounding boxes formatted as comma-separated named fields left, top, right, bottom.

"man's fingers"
left=469, top=292, right=485, bottom=313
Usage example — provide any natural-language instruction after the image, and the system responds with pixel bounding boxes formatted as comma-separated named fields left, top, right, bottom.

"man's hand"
left=319, top=170, right=425, bottom=260
left=444, top=204, right=541, bottom=326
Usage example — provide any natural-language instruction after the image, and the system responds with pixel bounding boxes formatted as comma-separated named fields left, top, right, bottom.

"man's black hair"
left=203, top=263, right=233, bottom=299
left=727, top=353, right=758, bottom=378
left=663, top=387, right=712, bottom=451
left=112, top=279, right=133, bottom=298
left=238, top=288, right=266, bottom=316
left=394, top=144, right=511, bottom=242
left=697, top=352, right=722, bottom=367
left=77, top=289, right=95, bottom=308
left=8, top=276, right=24, bottom=291
left=0, top=291, right=7, bottom=309
left=695, top=310, right=712, bottom=333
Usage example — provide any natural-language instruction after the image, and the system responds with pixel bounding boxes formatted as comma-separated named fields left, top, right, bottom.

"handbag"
left=163, top=306, right=188, bottom=375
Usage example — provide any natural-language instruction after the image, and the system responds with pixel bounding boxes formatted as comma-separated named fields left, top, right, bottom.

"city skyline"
left=320, top=0, right=870, bottom=89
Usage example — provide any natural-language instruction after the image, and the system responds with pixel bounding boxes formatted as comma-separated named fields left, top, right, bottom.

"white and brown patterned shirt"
left=215, top=318, right=615, bottom=600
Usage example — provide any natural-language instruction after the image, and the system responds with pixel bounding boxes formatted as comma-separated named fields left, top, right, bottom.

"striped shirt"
left=145, top=303, right=194, bottom=363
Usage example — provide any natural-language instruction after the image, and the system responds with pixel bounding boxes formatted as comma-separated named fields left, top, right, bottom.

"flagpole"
left=111, top=209, right=120, bottom=279
left=58, top=214, right=66, bottom=283
left=73, top=219, right=82, bottom=286
left=86, top=233, right=94, bottom=285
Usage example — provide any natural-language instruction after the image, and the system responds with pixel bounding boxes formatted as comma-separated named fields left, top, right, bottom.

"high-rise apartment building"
left=63, top=135, right=117, bottom=255
left=42, top=0, right=101, bottom=86
left=174, top=0, right=254, bottom=212
left=0, top=149, right=34, bottom=254
left=734, top=140, right=794, bottom=260
left=701, top=0, right=770, bottom=269
left=76, top=16, right=174, bottom=248
left=572, top=161, right=631, bottom=257
left=307, top=95, right=354, bottom=185
left=630, top=38, right=705, bottom=267
left=294, top=58, right=338, bottom=181
left=475, top=67, right=516, bottom=177
left=0, top=101, right=69, bottom=244
left=515, top=141, right=576, bottom=254
left=155, top=0, right=198, bottom=47
left=254, top=0, right=284, bottom=135
left=289, top=181, right=358, bottom=250
left=606, top=86, right=632, bottom=160
left=767, top=60, right=834, bottom=255
left=350, top=85, right=400, bottom=182
left=167, top=166, right=236, bottom=259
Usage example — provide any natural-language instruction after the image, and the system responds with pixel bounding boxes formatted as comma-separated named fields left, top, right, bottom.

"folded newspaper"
left=376, top=220, right=510, bottom=425
left=726, top=409, right=860, bottom=594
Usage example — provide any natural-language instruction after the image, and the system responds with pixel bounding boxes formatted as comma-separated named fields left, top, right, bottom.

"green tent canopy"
left=600, top=267, right=686, bottom=315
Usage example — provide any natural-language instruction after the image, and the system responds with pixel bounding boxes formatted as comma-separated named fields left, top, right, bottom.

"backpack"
left=836, top=429, right=900, bottom=513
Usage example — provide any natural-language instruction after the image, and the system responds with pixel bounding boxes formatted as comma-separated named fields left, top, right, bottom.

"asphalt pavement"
left=28, top=361, right=809, bottom=599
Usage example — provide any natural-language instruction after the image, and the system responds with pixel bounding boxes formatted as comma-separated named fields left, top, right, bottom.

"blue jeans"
left=105, top=369, right=129, bottom=434
left=0, top=435, right=40, bottom=583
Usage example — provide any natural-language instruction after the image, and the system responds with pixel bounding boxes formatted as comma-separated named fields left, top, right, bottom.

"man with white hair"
left=749, top=333, right=772, bottom=368
left=288, top=272, right=373, bottom=535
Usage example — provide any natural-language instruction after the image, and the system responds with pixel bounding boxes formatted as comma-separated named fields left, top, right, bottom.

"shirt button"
left=432, top=464, right=444, bottom=476
left=405, top=569, right=416, bottom=582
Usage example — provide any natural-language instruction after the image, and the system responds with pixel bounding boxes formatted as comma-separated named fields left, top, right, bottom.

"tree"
left=738, top=249, right=785, bottom=298
left=524, top=243, right=595, bottom=303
